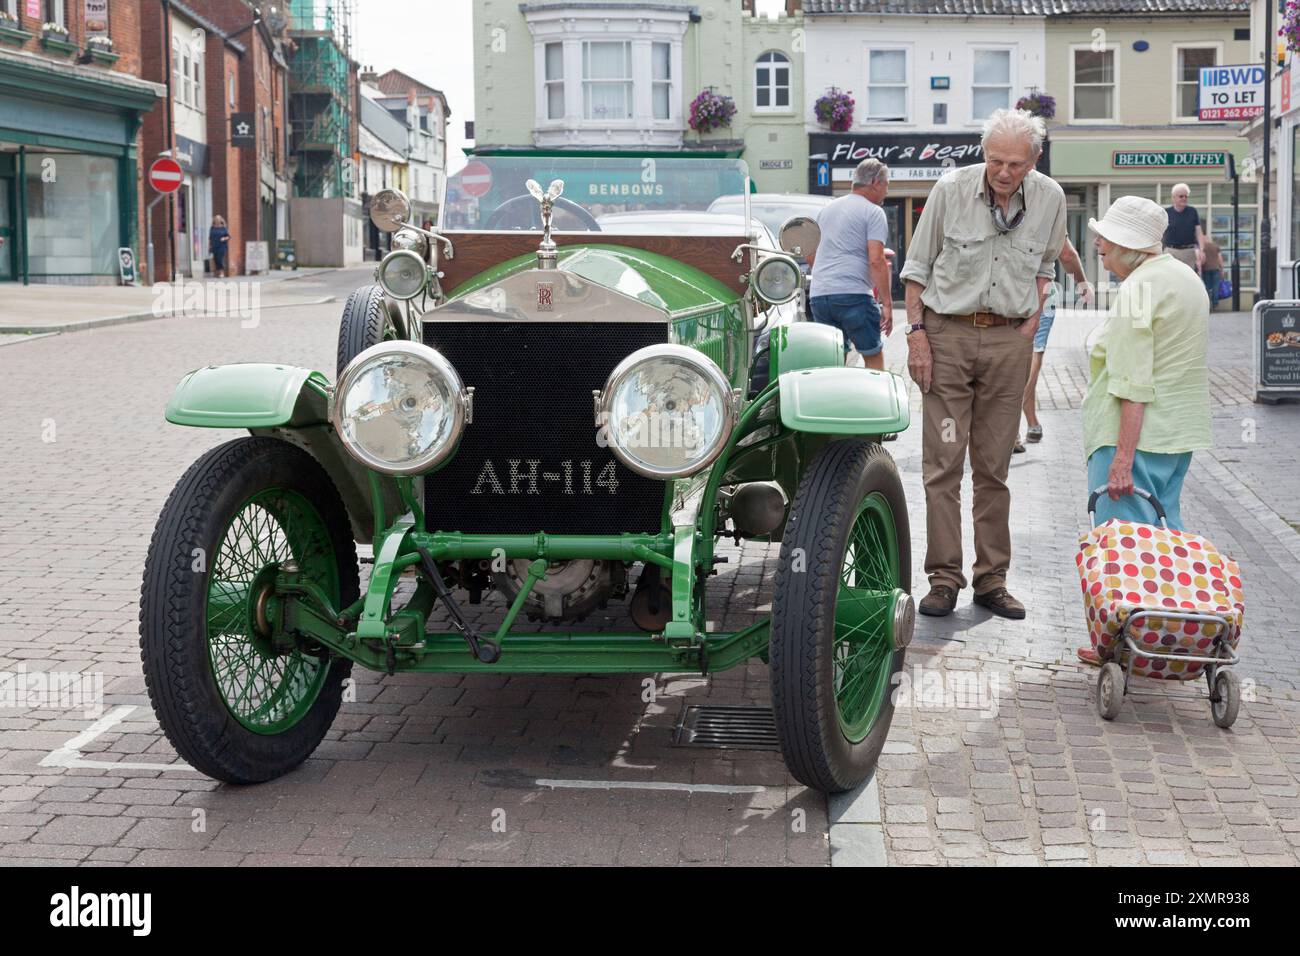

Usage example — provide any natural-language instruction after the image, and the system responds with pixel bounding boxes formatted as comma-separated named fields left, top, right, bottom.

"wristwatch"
left=905, top=322, right=926, bottom=335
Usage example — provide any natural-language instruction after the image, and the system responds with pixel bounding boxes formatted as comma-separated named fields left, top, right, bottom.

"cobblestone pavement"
left=1, top=285, right=1297, bottom=866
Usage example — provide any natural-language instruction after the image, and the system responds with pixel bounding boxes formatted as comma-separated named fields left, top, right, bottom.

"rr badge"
left=537, top=282, right=554, bottom=312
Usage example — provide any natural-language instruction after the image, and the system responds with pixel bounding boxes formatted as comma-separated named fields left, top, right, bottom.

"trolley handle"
left=1088, top=485, right=1168, bottom=528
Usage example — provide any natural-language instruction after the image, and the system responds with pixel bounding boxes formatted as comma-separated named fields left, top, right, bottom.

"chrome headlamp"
left=332, top=342, right=470, bottom=476
left=752, top=253, right=801, bottom=306
left=378, top=249, right=429, bottom=300
left=597, top=345, right=737, bottom=479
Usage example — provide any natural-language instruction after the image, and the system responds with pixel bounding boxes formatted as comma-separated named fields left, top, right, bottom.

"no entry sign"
left=460, top=160, right=493, bottom=198
left=148, top=157, right=184, bottom=194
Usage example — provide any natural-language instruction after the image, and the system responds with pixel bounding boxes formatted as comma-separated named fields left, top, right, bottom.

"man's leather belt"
left=1167, top=244, right=1197, bottom=250
left=944, top=311, right=1020, bottom=328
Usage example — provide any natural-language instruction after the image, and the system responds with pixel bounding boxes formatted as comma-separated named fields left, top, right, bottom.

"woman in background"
left=209, top=215, right=231, bottom=278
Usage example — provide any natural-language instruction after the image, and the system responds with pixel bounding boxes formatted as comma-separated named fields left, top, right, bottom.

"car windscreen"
left=442, top=157, right=751, bottom=233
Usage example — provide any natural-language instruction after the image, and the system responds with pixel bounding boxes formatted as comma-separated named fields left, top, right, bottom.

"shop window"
left=1175, top=47, right=1217, bottom=120
left=24, top=153, right=120, bottom=277
left=1294, top=126, right=1300, bottom=264
left=652, top=42, right=672, bottom=120
left=971, top=49, right=1012, bottom=120
left=544, top=42, right=564, bottom=120
left=866, top=48, right=907, bottom=122
left=583, top=41, right=633, bottom=121
left=1071, top=46, right=1116, bottom=122
left=755, top=50, right=791, bottom=112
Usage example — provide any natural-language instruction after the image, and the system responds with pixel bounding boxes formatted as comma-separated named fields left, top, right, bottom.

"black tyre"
left=139, top=437, right=358, bottom=784
left=336, top=284, right=401, bottom=378
left=771, top=439, right=912, bottom=793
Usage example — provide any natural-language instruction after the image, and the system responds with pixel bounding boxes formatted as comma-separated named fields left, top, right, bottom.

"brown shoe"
left=973, top=587, right=1026, bottom=620
left=918, top=584, right=958, bottom=617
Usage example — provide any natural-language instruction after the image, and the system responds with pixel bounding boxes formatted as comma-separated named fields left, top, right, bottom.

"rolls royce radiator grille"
left=422, top=320, right=669, bottom=534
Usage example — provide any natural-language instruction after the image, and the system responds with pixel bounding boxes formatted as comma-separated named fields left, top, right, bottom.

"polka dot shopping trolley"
left=1077, top=488, right=1246, bottom=727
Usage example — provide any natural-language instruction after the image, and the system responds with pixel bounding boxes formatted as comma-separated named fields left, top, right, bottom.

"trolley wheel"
left=1097, top=662, right=1125, bottom=721
left=1210, top=668, right=1240, bottom=729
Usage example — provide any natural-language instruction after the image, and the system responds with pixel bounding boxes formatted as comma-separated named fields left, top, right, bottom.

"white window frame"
left=2, top=1, right=18, bottom=20
left=969, top=46, right=1015, bottom=125
left=754, top=50, right=792, bottom=114
left=525, top=5, right=688, bottom=147
left=651, top=41, right=672, bottom=121
left=582, top=40, right=633, bottom=122
left=1069, top=42, right=1120, bottom=124
left=1172, top=42, right=1222, bottom=124
left=44, top=0, right=64, bottom=27
left=543, top=41, right=565, bottom=121
left=863, top=45, right=911, bottom=125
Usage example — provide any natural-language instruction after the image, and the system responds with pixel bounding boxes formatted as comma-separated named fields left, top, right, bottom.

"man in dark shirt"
left=1162, top=182, right=1204, bottom=274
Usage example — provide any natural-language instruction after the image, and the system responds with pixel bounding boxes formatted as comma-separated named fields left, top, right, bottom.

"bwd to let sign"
left=1199, top=64, right=1265, bottom=121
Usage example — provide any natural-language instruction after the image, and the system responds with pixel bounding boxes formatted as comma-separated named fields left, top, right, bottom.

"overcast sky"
left=352, top=0, right=786, bottom=176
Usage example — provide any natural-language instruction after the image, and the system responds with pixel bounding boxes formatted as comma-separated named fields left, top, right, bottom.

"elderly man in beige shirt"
left=900, top=108, right=1066, bottom=620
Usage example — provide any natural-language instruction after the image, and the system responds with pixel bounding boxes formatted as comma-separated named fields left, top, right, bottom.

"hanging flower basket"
left=1282, top=1, right=1300, bottom=54
left=688, top=88, right=737, bottom=134
left=814, top=87, right=855, bottom=132
left=1015, top=88, right=1057, bottom=120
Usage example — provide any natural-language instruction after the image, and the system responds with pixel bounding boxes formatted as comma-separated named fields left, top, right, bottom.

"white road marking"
left=536, top=777, right=764, bottom=794
left=40, top=704, right=198, bottom=773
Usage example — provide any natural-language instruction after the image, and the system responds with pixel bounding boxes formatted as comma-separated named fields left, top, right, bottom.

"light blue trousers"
left=1086, top=446, right=1193, bottom=531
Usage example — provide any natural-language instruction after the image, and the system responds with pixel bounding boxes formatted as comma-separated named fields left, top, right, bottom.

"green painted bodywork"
left=779, top=367, right=911, bottom=435
left=768, top=322, right=843, bottom=378
left=166, top=364, right=331, bottom=428
left=446, top=245, right=737, bottom=318
left=161, top=236, right=912, bottom=676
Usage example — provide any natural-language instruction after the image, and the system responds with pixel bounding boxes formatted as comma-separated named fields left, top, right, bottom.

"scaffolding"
left=288, top=0, right=355, bottom=198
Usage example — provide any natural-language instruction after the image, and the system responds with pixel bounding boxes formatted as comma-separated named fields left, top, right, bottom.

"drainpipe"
left=161, top=0, right=176, bottom=280
left=17, top=145, right=27, bottom=285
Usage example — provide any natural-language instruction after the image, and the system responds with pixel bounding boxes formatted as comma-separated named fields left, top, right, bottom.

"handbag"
left=1217, top=277, right=1232, bottom=299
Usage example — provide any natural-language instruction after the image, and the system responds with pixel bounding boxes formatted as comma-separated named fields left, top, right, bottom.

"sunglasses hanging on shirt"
left=988, top=182, right=1027, bottom=233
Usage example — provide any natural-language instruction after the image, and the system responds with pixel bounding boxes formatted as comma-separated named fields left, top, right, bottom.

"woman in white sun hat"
left=1077, top=195, right=1211, bottom=667
left=1082, top=195, right=1211, bottom=532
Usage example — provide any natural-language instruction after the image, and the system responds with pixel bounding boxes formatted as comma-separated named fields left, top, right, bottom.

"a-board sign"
left=1254, top=300, right=1300, bottom=402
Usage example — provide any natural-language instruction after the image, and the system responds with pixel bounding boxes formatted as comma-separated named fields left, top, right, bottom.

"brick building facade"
left=0, top=0, right=163, bottom=283
left=137, top=0, right=292, bottom=280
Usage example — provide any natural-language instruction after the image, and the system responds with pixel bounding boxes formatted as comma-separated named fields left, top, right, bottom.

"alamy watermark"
left=0, top=663, right=104, bottom=719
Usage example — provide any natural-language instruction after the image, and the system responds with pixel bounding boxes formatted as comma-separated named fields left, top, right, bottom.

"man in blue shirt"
left=808, top=159, right=892, bottom=369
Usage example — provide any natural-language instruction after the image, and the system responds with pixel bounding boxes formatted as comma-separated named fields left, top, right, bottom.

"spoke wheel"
left=141, top=438, right=358, bottom=784
left=834, top=493, right=900, bottom=742
left=206, top=489, right=337, bottom=734
left=771, top=439, right=911, bottom=793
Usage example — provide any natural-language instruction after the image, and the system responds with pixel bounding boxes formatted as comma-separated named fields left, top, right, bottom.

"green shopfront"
left=1047, top=135, right=1256, bottom=307
left=0, top=50, right=162, bottom=284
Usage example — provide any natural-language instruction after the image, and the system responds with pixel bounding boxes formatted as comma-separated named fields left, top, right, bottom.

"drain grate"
left=673, top=704, right=780, bottom=751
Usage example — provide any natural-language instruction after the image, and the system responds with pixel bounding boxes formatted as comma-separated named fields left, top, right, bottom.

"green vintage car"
left=139, top=157, right=914, bottom=793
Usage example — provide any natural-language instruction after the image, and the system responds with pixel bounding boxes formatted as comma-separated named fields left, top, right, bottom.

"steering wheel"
left=483, top=193, right=602, bottom=232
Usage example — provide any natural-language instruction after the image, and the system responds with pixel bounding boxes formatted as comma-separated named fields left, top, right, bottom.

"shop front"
left=0, top=50, right=162, bottom=284
left=1048, top=136, right=1255, bottom=307
left=1279, top=67, right=1300, bottom=298
left=808, top=132, right=1052, bottom=299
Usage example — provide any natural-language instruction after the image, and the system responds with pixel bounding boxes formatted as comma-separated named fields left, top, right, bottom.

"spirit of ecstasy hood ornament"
left=527, top=178, right=565, bottom=270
